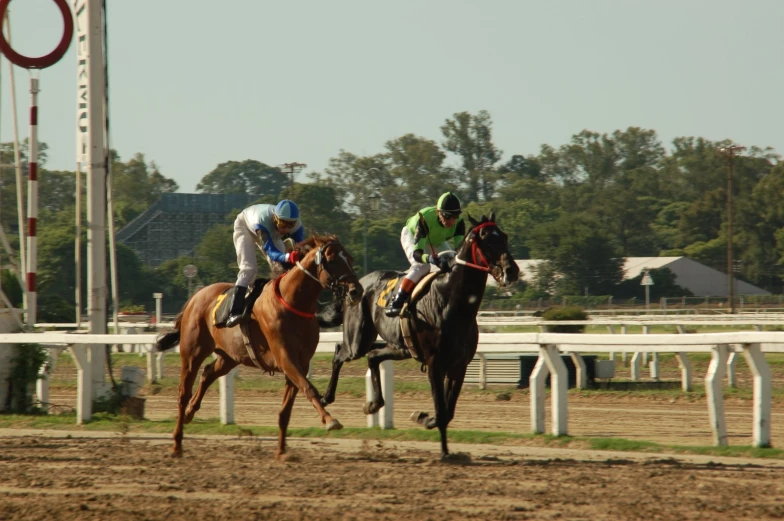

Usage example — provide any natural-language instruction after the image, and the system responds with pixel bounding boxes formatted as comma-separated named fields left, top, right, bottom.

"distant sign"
left=641, top=272, right=654, bottom=286
left=183, top=264, right=198, bottom=278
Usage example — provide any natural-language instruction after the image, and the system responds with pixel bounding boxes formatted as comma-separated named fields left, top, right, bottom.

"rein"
left=453, top=221, right=496, bottom=273
left=274, top=241, right=355, bottom=318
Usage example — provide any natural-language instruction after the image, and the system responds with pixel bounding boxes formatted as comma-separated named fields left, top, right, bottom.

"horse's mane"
left=294, top=233, right=340, bottom=254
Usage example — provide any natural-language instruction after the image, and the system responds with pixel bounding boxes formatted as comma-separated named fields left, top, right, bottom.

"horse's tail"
left=317, top=299, right=345, bottom=328
left=155, top=310, right=183, bottom=352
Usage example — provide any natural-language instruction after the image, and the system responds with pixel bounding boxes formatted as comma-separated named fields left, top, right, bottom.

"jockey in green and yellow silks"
left=385, top=192, right=466, bottom=317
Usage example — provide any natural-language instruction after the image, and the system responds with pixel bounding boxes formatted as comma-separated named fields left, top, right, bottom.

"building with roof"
left=506, top=257, right=769, bottom=297
left=117, top=193, right=255, bottom=267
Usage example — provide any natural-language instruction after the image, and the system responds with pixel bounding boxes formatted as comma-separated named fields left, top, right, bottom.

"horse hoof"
left=410, top=411, right=429, bottom=425
left=363, top=401, right=383, bottom=415
left=275, top=451, right=289, bottom=461
left=170, top=448, right=183, bottom=458
left=425, top=417, right=438, bottom=430
left=325, top=419, right=343, bottom=431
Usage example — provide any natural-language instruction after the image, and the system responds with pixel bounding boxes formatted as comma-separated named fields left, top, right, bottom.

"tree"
left=528, top=214, right=624, bottom=296
left=196, top=160, right=287, bottom=198
left=440, top=110, right=502, bottom=203
left=112, top=152, right=179, bottom=228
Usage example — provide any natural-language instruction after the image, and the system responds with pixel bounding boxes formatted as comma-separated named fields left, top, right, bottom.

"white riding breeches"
left=233, top=214, right=271, bottom=287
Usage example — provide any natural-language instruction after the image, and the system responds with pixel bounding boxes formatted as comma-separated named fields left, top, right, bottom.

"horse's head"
left=299, top=236, right=364, bottom=305
left=464, top=212, right=520, bottom=287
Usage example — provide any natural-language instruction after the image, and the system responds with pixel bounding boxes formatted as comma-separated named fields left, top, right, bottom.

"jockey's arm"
left=256, top=227, right=288, bottom=264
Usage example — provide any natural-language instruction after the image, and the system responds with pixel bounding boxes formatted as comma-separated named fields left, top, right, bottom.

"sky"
left=1, top=0, right=782, bottom=193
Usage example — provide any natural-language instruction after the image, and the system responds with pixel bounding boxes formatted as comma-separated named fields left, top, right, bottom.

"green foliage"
left=541, top=306, right=588, bottom=333
left=196, top=159, right=286, bottom=198
left=7, top=344, right=47, bottom=413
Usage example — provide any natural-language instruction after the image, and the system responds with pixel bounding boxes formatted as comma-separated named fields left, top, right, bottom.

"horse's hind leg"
left=172, top=347, right=212, bottom=457
left=275, top=377, right=299, bottom=460
left=185, top=351, right=239, bottom=423
left=426, top=359, right=450, bottom=458
left=364, top=346, right=409, bottom=415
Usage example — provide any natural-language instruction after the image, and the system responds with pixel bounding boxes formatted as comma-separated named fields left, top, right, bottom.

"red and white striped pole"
left=26, top=77, right=40, bottom=326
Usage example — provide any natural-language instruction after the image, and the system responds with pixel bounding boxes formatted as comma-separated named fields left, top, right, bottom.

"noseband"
left=295, top=242, right=355, bottom=298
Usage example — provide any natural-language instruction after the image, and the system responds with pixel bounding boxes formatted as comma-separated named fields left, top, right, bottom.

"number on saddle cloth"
left=376, top=277, right=401, bottom=308
left=212, top=287, right=237, bottom=327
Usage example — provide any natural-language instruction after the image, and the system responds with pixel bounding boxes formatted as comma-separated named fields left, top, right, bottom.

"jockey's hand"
left=285, top=251, right=301, bottom=264
left=424, top=253, right=451, bottom=272
left=436, top=254, right=453, bottom=273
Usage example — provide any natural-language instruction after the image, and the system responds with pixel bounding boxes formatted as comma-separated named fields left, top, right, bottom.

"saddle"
left=375, top=271, right=440, bottom=362
left=213, top=278, right=268, bottom=328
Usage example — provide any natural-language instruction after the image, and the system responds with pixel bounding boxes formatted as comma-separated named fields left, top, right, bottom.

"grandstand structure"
left=117, top=193, right=255, bottom=267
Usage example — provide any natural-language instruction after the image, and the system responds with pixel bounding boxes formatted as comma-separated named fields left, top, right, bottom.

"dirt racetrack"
left=2, top=431, right=784, bottom=521
left=2, top=354, right=784, bottom=519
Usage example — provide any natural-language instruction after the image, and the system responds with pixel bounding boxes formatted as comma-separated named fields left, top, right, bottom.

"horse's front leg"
left=444, top=367, right=467, bottom=425
left=426, top=359, right=450, bottom=458
left=364, top=346, right=409, bottom=415
left=320, top=343, right=345, bottom=407
left=275, top=348, right=343, bottom=431
left=276, top=377, right=299, bottom=460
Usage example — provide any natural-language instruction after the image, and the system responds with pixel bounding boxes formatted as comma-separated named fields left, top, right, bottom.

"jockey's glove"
left=285, top=251, right=301, bottom=264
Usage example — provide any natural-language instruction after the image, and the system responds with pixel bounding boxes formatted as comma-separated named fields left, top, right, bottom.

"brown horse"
left=155, top=234, right=363, bottom=459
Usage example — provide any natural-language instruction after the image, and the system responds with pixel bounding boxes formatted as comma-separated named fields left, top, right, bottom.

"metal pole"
left=727, top=152, right=733, bottom=314
left=4, top=12, right=27, bottom=308
left=719, top=145, right=745, bottom=314
left=363, top=211, right=368, bottom=275
left=25, top=76, right=39, bottom=327
left=75, top=162, right=81, bottom=327
left=75, top=0, right=110, bottom=396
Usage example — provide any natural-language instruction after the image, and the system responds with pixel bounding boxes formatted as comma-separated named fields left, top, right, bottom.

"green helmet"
left=436, top=192, right=462, bottom=217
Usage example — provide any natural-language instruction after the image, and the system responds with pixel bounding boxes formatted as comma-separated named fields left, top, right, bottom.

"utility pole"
left=279, top=162, right=307, bottom=187
left=718, top=145, right=746, bottom=314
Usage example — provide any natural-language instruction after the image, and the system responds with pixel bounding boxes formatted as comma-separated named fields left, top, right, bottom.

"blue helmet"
left=274, top=199, right=300, bottom=223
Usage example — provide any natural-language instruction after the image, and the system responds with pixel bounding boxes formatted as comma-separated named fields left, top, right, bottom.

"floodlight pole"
left=718, top=145, right=745, bottom=314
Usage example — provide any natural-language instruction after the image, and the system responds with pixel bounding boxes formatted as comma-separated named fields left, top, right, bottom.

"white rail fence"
left=1, top=330, right=782, bottom=448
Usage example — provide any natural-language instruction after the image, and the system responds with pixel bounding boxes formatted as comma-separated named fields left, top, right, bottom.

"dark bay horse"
left=318, top=213, right=519, bottom=458
left=155, top=234, right=363, bottom=459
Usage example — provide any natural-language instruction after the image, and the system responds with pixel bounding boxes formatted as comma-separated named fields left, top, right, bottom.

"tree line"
left=1, top=110, right=782, bottom=320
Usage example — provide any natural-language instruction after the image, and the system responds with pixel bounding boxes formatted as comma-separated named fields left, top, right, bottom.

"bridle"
left=453, top=221, right=507, bottom=284
left=272, top=241, right=356, bottom=318
left=294, top=241, right=356, bottom=299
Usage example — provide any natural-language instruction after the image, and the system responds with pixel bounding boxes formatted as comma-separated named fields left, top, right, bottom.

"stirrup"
left=226, top=313, right=244, bottom=328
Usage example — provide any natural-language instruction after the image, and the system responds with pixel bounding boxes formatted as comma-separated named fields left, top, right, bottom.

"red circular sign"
left=0, top=0, right=74, bottom=70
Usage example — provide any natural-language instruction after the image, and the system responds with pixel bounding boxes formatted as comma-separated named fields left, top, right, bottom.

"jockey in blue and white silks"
left=226, top=199, right=304, bottom=327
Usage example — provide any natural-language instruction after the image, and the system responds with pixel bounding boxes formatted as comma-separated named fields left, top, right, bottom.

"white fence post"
left=705, top=344, right=729, bottom=446
left=742, top=343, right=772, bottom=448
left=379, top=360, right=394, bottom=429
left=529, top=355, right=547, bottom=434
left=365, top=368, right=379, bottom=428
left=541, top=344, right=568, bottom=436
left=726, top=351, right=738, bottom=387
left=676, top=352, right=692, bottom=392
left=569, top=353, right=587, bottom=389
left=68, top=344, right=92, bottom=424
left=219, top=367, right=237, bottom=425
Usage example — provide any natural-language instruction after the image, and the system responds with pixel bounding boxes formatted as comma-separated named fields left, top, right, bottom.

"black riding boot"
left=385, top=288, right=411, bottom=318
left=225, top=286, right=247, bottom=328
